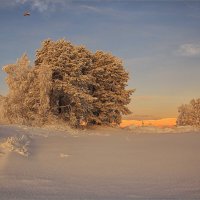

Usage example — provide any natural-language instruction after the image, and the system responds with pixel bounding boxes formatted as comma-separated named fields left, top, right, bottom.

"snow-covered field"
left=0, top=124, right=200, bottom=200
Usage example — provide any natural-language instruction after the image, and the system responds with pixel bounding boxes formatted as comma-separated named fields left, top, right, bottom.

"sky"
left=0, top=0, right=200, bottom=119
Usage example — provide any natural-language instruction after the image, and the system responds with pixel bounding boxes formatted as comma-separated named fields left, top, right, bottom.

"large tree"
left=35, top=39, right=96, bottom=127
left=2, top=39, right=134, bottom=128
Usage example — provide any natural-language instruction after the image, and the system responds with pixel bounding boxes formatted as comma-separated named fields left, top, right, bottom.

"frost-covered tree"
left=88, top=51, right=134, bottom=126
left=2, top=39, right=134, bottom=128
left=177, top=98, right=200, bottom=127
left=0, top=95, right=5, bottom=122
left=2, top=54, right=39, bottom=124
left=35, top=39, right=96, bottom=127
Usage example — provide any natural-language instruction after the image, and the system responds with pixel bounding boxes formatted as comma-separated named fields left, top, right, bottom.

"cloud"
left=80, top=5, right=102, bottom=13
left=0, top=0, right=124, bottom=16
left=0, top=0, right=68, bottom=12
left=30, top=0, right=51, bottom=12
left=178, top=43, right=200, bottom=57
left=0, top=0, right=18, bottom=8
left=24, top=0, right=68, bottom=12
left=16, top=0, right=27, bottom=3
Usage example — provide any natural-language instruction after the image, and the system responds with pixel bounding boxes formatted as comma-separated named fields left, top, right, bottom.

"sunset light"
left=120, top=118, right=177, bottom=128
left=0, top=1, right=200, bottom=199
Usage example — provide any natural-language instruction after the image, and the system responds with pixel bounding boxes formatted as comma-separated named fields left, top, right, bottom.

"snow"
left=0, top=135, right=30, bottom=157
left=124, top=125, right=200, bottom=134
left=0, top=124, right=200, bottom=199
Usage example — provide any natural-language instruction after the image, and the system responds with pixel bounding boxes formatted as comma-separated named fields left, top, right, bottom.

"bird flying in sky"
left=23, top=11, right=30, bottom=16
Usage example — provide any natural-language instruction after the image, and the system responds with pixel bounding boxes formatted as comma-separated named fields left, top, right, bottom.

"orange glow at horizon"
left=120, top=118, right=177, bottom=128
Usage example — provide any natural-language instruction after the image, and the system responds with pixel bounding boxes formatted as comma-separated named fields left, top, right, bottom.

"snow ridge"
left=0, top=135, right=30, bottom=157
left=125, top=125, right=200, bottom=134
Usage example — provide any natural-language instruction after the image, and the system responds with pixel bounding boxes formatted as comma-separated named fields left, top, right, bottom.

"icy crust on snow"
left=124, top=125, right=200, bottom=134
left=0, top=135, right=30, bottom=157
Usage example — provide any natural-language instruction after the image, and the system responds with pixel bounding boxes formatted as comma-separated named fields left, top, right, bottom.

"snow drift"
left=0, top=124, right=200, bottom=200
left=0, top=135, right=30, bottom=156
left=124, top=125, right=200, bottom=134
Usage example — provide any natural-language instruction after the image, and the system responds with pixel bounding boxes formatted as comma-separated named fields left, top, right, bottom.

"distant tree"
left=177, top=98, right=200, bottom=127
left=2, top=39, right=134, bottom=128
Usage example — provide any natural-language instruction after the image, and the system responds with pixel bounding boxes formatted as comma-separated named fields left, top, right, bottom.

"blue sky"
left=0, top=0, right=200, bottom=118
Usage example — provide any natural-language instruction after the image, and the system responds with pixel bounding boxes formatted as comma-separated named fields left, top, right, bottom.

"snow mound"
left=0, top=135, right=30, bottom=157
left=42, top=124, right=80, bottom=135
left=124, top=125, right=200, bottom=134
left=60, top=153, right=71, bottom=158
